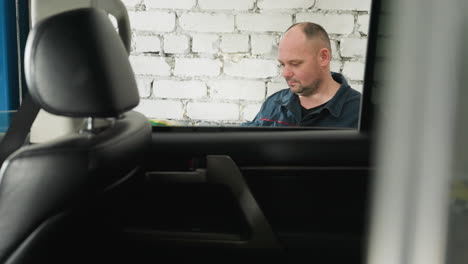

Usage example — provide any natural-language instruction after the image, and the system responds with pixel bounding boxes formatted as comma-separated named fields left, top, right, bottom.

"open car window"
left=123, top=0, right=372, bottom=129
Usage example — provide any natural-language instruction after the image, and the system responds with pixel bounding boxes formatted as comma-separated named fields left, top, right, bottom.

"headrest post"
left=86, top=117, right=94, bottom=131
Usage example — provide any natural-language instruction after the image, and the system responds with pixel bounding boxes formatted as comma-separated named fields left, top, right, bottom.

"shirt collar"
left=275, top=72, right=351, bottom=118
left=323, top=72, right=351, bottom=118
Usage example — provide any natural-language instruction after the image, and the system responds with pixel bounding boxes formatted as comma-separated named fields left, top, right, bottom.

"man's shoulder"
left=340, top=87, right=361, bottom=116
left=346, top=87, right=362, bottom=101
left=266, top=88, right=292, bottom=101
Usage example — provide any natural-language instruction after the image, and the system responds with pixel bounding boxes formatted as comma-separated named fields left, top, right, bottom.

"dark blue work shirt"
left=242, top=72, right=361, bottom=128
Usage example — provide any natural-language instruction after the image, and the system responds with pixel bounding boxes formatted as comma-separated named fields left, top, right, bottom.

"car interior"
left=0, top=7, right=152, bottom=264
left=0, top=1, right=375, bottom=262
left=2, top=0, right=467, bottom=263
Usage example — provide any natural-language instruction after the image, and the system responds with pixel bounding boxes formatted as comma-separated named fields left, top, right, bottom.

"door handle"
left=206, top=155, right=281, bottom=249
left=140, top=155, right=281, bottom=249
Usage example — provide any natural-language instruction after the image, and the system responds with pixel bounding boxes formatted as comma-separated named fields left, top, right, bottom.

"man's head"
left=278, top=22, right=332, bottom=96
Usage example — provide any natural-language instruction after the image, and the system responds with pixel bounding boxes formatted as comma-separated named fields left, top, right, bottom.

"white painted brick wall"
left=237, top=14, right=292, bottom=32
left=224, top=59, right=278, bottom=78
left=340, top=38, right=367, bottom=58
left=180, top=13, right=234, bottom=33
left=357, top=15, right=370, bottom=35
left=145, top=0, right=196, bottom=9
left=153, top=80, right=207, bottom=99
left=257, top=0, right=315, bottom=10
left=135, top=99, right=184, bottom=119
left=209, top=80, right=266, bottom=100
left=127, top=0, right=371, bottom=125
left=251, top=35, right=277, bottom=55
left=316, top=0, right=371, bottom=11
left=343, top=61, right=366, bottom=81
left=296, top=13, right=355, bottom=35
left=267, top=82, right=287, bottom=97
left=187, top=102, right=239, bottom=120
left=130, top=56, right=171, bottom=76
left=198, top=0, right=255, bottom=10
left=164, top=35, right=190, bottom=54
left=331, top=40, right=340, bottom=59
left=174, top=58, right=221, bottom=77
left=330, top=60, right=342, bottom=73
left=121, top=0, right=140, bottom=8
left=243, top=103, right=262, bottom=120
left=350, top=83, right=363, bottom=93
left=136, top=77, right=152, bottom=97
left=191, top=34, right=219, bottom=53
left=128, top=11, right=175, bottom=32
left=134, top=36, right=161, bottom=53
left=220, top=34, right=250, bottom=53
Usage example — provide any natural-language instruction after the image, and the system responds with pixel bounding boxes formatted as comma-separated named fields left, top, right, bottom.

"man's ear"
left=318, top=48, right=331, bottom=66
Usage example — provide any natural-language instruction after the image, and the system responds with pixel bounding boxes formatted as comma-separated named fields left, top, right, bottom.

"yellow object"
left=451, top=180, right=468, bottom=201
left=149, top=119, right=175, bottom=126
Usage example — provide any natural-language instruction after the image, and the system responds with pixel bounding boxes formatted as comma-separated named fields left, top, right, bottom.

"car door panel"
left=99, top=130, right=371, bottom=263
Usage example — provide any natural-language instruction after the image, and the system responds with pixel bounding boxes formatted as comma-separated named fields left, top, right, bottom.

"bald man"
left=242, top=22, right=361, bottom=128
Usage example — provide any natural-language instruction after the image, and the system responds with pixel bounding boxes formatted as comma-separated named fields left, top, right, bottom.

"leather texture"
left=0, top=111, right=151, bottom=263
left=24, top=8, right=139, bottom=118
left=0, top=7, right=151, bottom=263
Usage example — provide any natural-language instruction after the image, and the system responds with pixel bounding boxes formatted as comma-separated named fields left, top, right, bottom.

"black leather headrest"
left=24, top=8, right=139, bottom=118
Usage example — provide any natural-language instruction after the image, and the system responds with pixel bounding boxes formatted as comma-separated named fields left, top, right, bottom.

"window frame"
left=143, top=1, right=379, bottom=134
left=0, top=0, right=29, bottom=133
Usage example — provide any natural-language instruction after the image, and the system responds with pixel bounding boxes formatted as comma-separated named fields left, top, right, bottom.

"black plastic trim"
left=149, top=130, right=371, bottom=167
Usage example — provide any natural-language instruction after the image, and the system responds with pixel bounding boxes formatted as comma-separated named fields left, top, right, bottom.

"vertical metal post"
left=366, top=0, right=464, bottom=264
left=0, top=1, right=22, bottom=132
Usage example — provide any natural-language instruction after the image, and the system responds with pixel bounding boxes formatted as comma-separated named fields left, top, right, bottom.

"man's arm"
left=241, top=113, right=262, bottom=127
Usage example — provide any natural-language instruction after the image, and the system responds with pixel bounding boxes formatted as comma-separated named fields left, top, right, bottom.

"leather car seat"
left=0, top=8, right=151, bottom=264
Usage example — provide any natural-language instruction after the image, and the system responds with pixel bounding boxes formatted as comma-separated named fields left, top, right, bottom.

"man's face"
left=278, top=28, right=324, bottom=96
